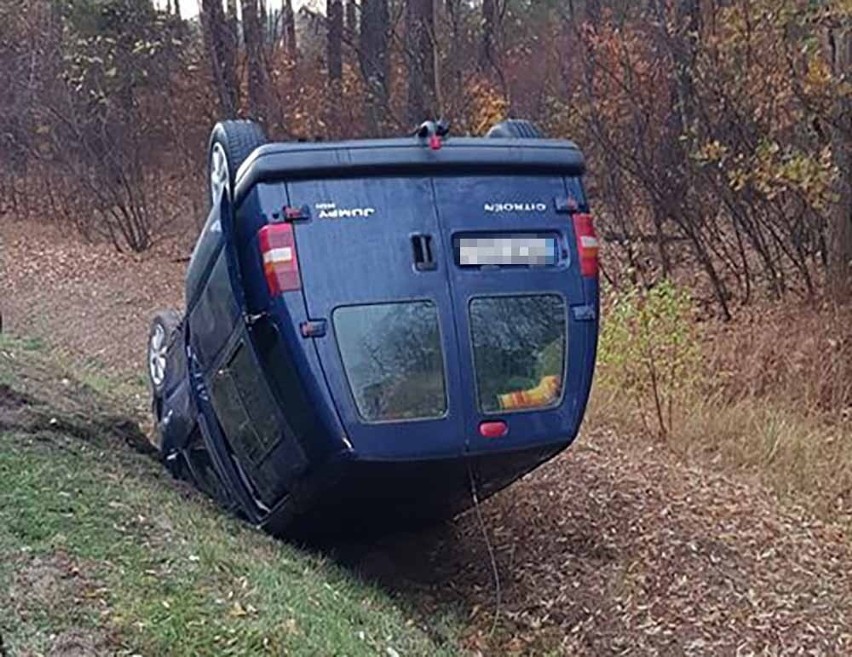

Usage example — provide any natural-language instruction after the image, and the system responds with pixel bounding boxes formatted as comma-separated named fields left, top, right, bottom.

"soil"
left=0, top=384, right=33, bottom=432
left=364, top=429, right=852, bottom=654
left=0, top=219, right=186, bottom=377
left=45, top=629, right=109, bottom=657
left=2, top=218, right=851, bottom=655
left=9, top=552, right=88, bottom=617
left=7, top=551, right=110, bottom=657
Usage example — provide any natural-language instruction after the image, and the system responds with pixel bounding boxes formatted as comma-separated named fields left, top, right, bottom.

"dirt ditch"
left=3, top=219, right=852, bottom=655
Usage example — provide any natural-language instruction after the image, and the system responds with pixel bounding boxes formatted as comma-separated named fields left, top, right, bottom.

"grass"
left=0, top=334, right=459, bottom=656
left=589, top=385, right=852, bottom=516
left=590, top=293, right=852, bottom=523
left=671, top=395, right=852, bottom=515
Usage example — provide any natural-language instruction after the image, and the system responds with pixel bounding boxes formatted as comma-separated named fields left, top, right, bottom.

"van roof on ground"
left=234, top=137, right=586, bottom=204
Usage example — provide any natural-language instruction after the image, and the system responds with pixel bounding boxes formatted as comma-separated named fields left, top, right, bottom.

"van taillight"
left=572, top=213, right=599, bottom=278
left=258, top=223, right=301, bottom=294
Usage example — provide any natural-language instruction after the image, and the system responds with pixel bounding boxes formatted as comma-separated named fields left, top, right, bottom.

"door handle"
left=411, top=234, right=437, bottom=271
left=244, top=312, right=268, bottom=327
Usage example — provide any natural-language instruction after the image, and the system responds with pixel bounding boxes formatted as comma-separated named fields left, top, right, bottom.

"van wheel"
left=486, top=119, right=544, bottom=139
left=208, top=119, right=267, bottom=208
left=148, top=310, right=182, bottom=401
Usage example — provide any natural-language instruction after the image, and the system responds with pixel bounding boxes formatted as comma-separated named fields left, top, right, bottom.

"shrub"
left=596, top=280, right=700, bottom=440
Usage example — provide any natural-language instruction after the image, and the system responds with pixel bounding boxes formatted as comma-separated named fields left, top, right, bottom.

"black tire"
left=486, top=119, right=544, bottom=139
left=147, top=309, right=182, bottom=400
left=207, top=119, right=267, bottom=208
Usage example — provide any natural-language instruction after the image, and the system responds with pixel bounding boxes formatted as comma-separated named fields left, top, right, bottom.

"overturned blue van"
left=146, top=119, right=599, bottom=536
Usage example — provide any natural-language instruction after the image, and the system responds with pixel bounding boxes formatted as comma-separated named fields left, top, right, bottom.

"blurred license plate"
left=457, top=234, right=558, bottom=267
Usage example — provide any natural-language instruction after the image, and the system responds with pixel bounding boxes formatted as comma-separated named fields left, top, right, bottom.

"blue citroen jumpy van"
left=146, top=119, right=599, bottom=536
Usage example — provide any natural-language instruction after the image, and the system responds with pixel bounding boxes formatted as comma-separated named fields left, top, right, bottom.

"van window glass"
left=333, top=302, right=447, bottom=422
left=470, top=295, right=566, bottom=413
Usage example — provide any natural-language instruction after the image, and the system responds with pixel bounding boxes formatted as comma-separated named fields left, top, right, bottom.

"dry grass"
left=591, top=300, right=852, bottom=523
left=702, top=303, right=852, bottom=420
left=674, top=397, right=852, bottom=516
left=4, top=218, right=852, bottom=654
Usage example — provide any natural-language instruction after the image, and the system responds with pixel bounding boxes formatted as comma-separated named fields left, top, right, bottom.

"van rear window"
left=469, top=295, right=566, bottom=413
left=333, top=302, right=447, bottom=423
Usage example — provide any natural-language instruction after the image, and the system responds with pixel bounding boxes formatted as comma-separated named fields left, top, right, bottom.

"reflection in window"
left=470, top=295, right=566, bottom=412
left=333, top=302, right=447, bottom=422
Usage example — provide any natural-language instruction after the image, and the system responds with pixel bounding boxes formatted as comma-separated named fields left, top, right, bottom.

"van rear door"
left=288, top=176, right=466, bottom=460
left=432, top=174, right=597, bottom=454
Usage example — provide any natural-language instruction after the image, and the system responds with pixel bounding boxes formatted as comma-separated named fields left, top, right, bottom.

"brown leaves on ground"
left=2, top=219, right=851, bottom=655
left=360, top=429, right=852, bottom=655
left=0, top=219, right=186, bottom=377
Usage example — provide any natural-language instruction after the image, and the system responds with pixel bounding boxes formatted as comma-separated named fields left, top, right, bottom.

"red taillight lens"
left=479, top=420, right=508, bottom=438
left=258, top=223, right=301, bottom=295
left=572, top=213, right=599, bottom=278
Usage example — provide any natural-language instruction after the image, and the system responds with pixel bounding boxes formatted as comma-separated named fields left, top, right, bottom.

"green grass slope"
left=0, top=335, right=457, bottom=656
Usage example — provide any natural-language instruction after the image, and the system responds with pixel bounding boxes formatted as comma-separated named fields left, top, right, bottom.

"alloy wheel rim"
left=210, top=143, right=229, bottom=206
left=149, top=323, right=167, bottom=387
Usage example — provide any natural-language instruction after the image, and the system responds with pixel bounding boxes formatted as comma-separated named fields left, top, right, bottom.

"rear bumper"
left=261, top=441, right=569, bottom=537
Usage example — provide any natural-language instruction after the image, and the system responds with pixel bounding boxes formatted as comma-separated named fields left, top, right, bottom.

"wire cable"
left=467, top=463, right=502, bottom=637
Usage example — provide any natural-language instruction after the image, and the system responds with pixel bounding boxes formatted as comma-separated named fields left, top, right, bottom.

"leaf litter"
left=3, top=220, right=851, bottom=655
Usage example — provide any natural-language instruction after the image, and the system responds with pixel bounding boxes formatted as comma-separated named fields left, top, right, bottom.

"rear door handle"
left=411, top=234, right=437, bottom=271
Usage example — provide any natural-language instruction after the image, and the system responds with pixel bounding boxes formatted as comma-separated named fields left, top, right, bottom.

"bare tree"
left=360, top=0, right=390, bottom=135
left=328, top=0, right=343, bottom=83
left=225, top=0, right=240, bottom=75
left=826, top=21, right=852, bottom=301
left=283, top=0, right=297, bottom=57
left=241, top=0, right=268, bottom=123
left=226, top=0, right=238, bottom=38
left=345, top=0, right=357, bottom=36
left=201, top=0, right=240, bottom=117
left=444, top=0, right=463, bottom=105
left=586, top=0, right=601, bottom=23
left=406, top=0, right=436, bottom=125
left=479, top=0, right=498, bottom=73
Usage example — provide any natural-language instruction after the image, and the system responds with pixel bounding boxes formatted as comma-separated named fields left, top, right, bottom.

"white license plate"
left=457, top=235, right=558, bottom=267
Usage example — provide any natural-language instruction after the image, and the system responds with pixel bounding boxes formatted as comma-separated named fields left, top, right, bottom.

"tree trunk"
left=345, top=0, right=357, bottom=37
left=405, top=0, right=436, bottom=126
left=479, top=0, right=497, bottom=73
left=259, top=0, right=267, bottom=46
left=283, top=0, right=297, bottom=57
left=673, top=0, right=700, bottom=129
left=445, top=0, right=463, bottom=105
left=241, top=0, right=267, bottom=123
left=201, top=0, right=240, bottom=117
left=226, top=0, right=239, bottom=66
left=328, top=0, right=343, bottom=83
left=360, top=0, right=390, bottom=135
left=585, top=0, right=601, bottom=24
left=827, top=23, right=852, bottom=301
